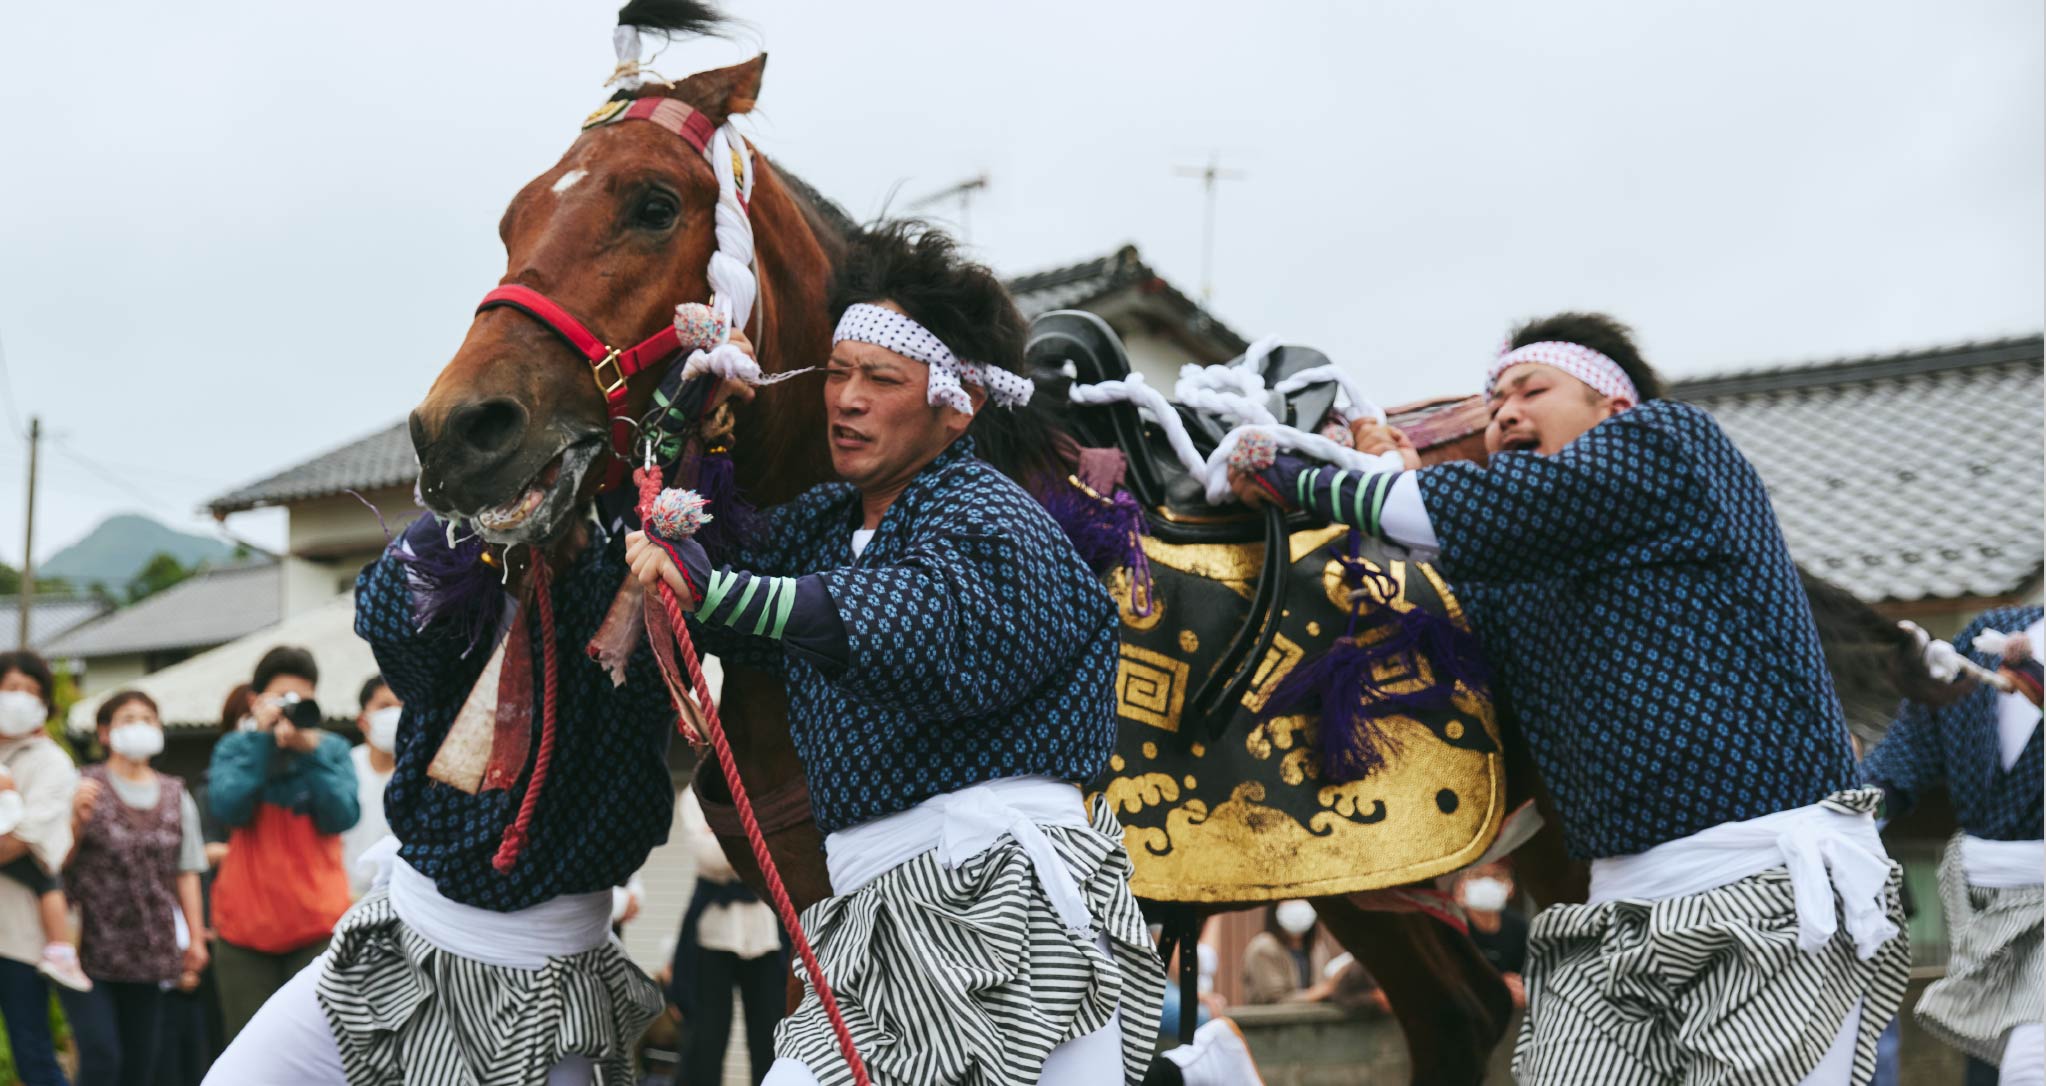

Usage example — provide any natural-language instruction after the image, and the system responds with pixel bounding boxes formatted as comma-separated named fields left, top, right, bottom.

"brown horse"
left=408, top=10, right=1521, bottom=1083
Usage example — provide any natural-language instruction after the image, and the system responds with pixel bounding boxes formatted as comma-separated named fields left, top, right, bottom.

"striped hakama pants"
left=770, top=783, right=1165, bottom=1086
left=1914, top=834, right=2044, bottom=1073
left=1512, top=790, right=1912, bottom=1086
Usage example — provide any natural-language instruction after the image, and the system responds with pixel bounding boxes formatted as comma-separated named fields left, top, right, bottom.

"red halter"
left=472, top=94, right=745, bottom=490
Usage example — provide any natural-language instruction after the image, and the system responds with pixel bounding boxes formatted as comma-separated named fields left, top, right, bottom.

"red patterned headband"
left=1486, top=341, right=1640, bottom=404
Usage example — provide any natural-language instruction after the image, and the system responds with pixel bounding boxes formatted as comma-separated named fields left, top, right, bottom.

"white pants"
left=202, top=953, right=597, bottom=1085
left=761, top=1010, right=1127, bottom=1086
left=1796, top=1000, right=1862, bottom=1086
left=2004, top=1022, right=2046, bottom=1086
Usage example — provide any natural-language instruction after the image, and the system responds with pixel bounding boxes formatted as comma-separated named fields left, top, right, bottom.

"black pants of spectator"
left=59, top=979, right=165, bottom=1086
left=155, top=985, right=214, bottom=1086
left=685, top=948, right=784, bottom=1086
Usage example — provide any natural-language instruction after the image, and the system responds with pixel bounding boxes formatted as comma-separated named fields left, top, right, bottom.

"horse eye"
left=635, top=192, right=679, bottom=230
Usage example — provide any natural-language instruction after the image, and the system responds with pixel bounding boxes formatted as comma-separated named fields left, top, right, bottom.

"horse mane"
left=1798, top=565, right=1972, bottom=746
left=970, top=373, right=1082, bottom=496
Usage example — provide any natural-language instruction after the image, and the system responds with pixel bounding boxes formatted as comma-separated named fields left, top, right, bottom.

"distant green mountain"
left=38, top=513, right=239, bottom=590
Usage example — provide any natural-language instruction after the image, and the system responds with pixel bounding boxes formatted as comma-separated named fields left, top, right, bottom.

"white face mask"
left=365, top=706, right=402, bottom=753
left=1275, top=900, right=1318, bottom=936
left=108, top=722, right=164, bottom=762
left=1460, top=876, right=1512, bottom=913
left=0, top=692, right=48, bottom=739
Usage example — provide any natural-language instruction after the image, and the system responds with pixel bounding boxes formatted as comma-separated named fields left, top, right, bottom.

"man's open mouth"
left=474, top=440, right=602, bottom=543
left=830, top=424, right=871, bottom=450
left=1499, top=434, right=1539, bottom=453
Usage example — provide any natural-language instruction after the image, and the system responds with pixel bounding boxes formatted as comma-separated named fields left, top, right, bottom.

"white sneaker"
left=1165, top=1017, right=1264, bottom=1086
left=38, top=944, right=90, bottom=993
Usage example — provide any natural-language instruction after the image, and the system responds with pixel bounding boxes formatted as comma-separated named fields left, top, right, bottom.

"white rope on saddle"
left=1068, top=339, right=1397, bottom=504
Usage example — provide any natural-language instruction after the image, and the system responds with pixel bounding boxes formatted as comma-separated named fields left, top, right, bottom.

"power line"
left=0, top=329, right=26, bottom=441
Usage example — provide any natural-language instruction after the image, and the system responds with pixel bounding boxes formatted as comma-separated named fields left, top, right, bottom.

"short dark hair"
left=0, top=650, right=57, bottom=717
left=358, top=676, right=389, bottom=712
left=1508, top=312, right=1664, bottom=402
left=827, top=220, right=1027, bottom=382
left=252, top=646, right=318, bottom=695
left=96, top=690, right=159, bottom=730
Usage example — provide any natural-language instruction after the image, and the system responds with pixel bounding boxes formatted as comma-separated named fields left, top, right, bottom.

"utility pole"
left=1172, top=154, right=1246, bottom=302
left=907, top=173, right=990, bottom=243
left=16, top=416, right=38, bottom=650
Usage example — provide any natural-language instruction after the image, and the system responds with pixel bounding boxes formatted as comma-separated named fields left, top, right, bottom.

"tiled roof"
left=1671, top=335, right=2044, bottom=604
left=206, top=421, right=413, bottom=516
left=1006, top=245, right=1250, bottom=352
left=41, top=562, right=282, bottom=658
left=0, top=596, right=112, bottom=652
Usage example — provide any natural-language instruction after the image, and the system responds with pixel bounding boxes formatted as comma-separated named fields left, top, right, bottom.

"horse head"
left=412, top=30, right=839, bottom=547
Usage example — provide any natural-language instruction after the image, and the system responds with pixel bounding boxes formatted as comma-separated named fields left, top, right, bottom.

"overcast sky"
left=1, top=0, right=2038, bottom=563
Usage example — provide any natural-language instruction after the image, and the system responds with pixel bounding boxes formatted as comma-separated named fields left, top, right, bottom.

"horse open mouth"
left=473, top=440, right=602, bottom=545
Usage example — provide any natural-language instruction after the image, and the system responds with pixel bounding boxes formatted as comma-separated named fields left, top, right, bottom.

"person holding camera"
left=205, top=646, right=358, bottom=1043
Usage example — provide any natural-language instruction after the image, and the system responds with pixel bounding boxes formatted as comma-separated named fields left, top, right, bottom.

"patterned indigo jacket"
left=356, top=527, right=678, bottom=912
left=1269, top=400, right=1859, bottom=859
left=1862, top=606, right=2044, bottom=841
left=690, top=438, right=1121, bottom=836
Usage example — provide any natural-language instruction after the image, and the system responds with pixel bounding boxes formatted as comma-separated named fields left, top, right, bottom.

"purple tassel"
left=1260, top=535, right=1488, bottom=783
left=394, top=515, right=505, bottom=658
left=686, top=448, right=762, bottom=562
left=1038, top=478, right=1156, bottom=617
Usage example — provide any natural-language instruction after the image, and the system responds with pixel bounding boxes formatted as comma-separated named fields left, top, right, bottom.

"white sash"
left=361, top=837, right=615, bottom=970
left=825, top=777, right=1094, bottom=936
left=1959, top=834, right=2045, bottom=890
left=1588, top=800, right=1899, bottom=960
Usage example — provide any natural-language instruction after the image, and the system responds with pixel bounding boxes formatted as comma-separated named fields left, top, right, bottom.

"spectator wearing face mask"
left=206, top=646, right=358, bottom=1042
left=59, top=691, right=210, bottom=1086
left=0, top=650, right=82, bottom=1085
left=339, top=677, right=401, bottom=898
left=1457, top=862, right=1528, bottom=1009
left=1243, top=899, right=1321, bottom=1004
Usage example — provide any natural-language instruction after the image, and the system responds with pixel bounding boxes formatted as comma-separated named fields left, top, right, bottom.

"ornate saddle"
left=1028, top=310, right=1351, bottom=739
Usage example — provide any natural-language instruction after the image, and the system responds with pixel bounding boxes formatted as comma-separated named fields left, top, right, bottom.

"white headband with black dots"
left=831, top=303, right=1034, bottom=416
left=1486, top=341, right=1640, bottom=404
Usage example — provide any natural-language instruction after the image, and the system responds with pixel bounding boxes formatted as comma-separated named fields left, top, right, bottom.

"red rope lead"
left=492, top=563, right=560, bottom=873
left=635, top=468, right=871, bottom=1086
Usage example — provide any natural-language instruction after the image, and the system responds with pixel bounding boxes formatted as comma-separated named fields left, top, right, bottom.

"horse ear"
left=676, top=53, right=766, bottom=124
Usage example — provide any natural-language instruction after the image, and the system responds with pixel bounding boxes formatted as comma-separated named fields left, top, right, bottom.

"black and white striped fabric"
left=1915, top=834, right=2045, bottom=1065
left=773, top=795, right=1165, bottom=1085
left=1512, top=792, right=1912, bottom=1085
left=314, top=893, right=664, bottom=1085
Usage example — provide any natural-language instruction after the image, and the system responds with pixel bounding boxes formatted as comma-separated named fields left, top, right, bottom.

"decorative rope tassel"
left=491, top=561, right=560, bottom=873
left=633, top=467, right=872, bottom=1086
left=1258, top=531, right=1488, bottom=783
left=1040, top=475, right=1156, bottom=617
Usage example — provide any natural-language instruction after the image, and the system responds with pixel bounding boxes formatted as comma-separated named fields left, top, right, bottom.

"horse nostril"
left=446, top=398, right=528, bottom=457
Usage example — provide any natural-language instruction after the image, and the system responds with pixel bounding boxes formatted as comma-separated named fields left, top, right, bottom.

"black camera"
left=275, top=693, right=323, bottom=730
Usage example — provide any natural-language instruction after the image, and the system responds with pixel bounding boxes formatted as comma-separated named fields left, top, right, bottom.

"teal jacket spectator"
left=207, top=730, right=360, bottom=835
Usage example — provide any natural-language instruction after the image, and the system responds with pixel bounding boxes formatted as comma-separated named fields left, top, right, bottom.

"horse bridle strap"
left=476, top=285, right=682, bottom=410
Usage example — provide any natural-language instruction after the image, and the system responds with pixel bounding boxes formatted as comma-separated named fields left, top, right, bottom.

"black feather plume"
left=617, top=0, right=727, bottom=38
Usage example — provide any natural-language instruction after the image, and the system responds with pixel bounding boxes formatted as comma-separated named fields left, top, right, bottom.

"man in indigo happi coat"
left=1864, top=607, right=2044, bottom=1084
left=628, top=222, right=1163, bottom=1086
left=1228, top=312, right=1911, bottom=1086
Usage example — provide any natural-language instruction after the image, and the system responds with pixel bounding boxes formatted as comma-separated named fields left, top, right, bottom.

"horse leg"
left=1313, top=895, right=1512, bottom=1086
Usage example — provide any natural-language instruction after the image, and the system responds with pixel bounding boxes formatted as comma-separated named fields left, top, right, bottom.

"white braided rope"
left=1068, top=346, right=1399, bottom=505
left=1067, top=372, right=1207, bottom=479
left=1272, top=364, right=1386, bottom=423
left=677, top=122, right=781, bottom=387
